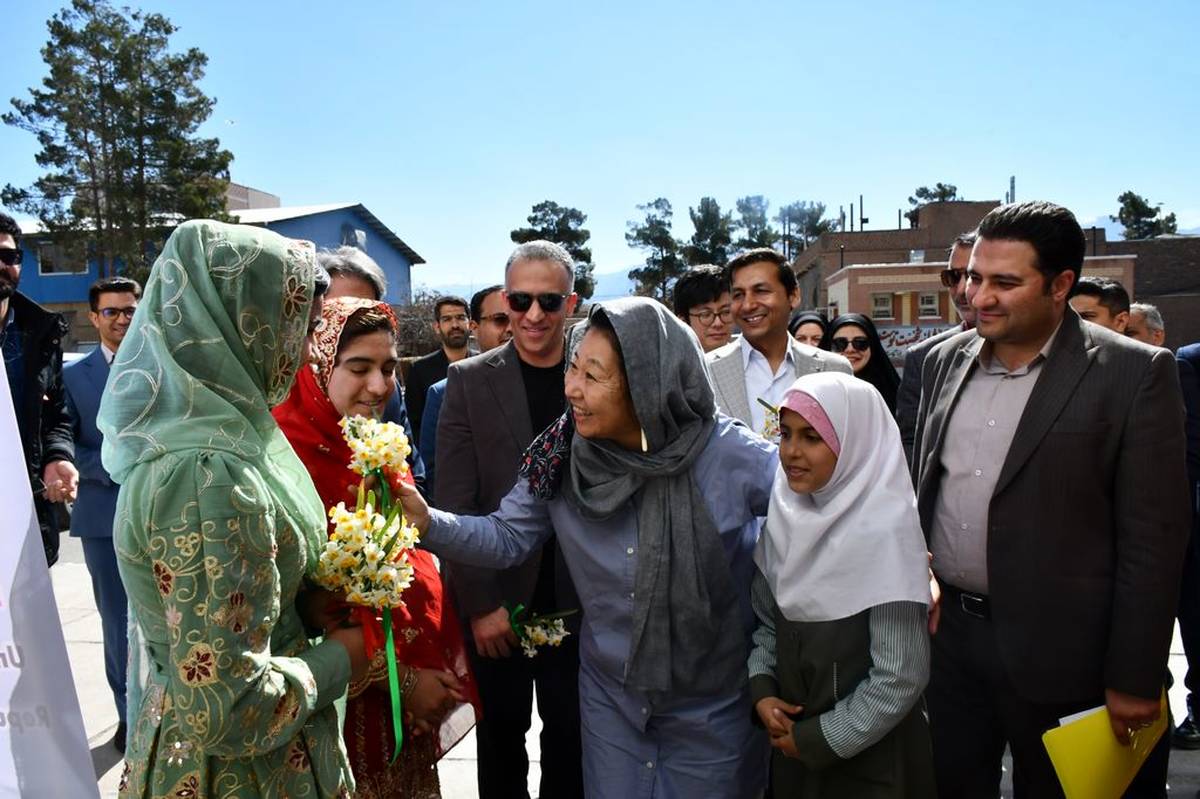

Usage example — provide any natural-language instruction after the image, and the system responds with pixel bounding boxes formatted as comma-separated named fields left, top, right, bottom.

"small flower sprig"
left=507, top=604, right=577, bottom=658
left=340, top=416, right=412, bottom=477
left=314, top=498, right=419, bottom=608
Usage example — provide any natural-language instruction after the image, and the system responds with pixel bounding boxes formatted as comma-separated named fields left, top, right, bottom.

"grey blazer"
left=705, top=336, right=852, bottom=425
left=896, top=325, right=965, bottom=467
left=913, top=310, right=1190, bottom=703
left=434, top=340, right=577, bottom=619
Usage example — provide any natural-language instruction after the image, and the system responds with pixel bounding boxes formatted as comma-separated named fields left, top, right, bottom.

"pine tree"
left=510, top=200, right=596, bottom=299
left=626, top=198, right=685, bottom=301
left=3, top=0, right=233, bottom=281
left=683, top=197, right=733, bottom=266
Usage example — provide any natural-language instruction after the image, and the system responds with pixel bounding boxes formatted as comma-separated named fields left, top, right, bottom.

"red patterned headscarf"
left=308, top=296, right=400, bottom=392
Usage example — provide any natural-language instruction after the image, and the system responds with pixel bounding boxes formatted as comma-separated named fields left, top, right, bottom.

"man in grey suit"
left=706, top=248, right=850, bottom=441
left=896, top=231, right=976, bottom=465
left=435, top=240, right=583, bottom=799
left=913, top=201, right=1190, bottom=797
left=62, top=276, right=140, bottom=754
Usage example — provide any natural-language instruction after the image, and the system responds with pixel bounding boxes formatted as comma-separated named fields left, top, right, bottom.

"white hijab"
left=754, top=372, right=931, bottom=622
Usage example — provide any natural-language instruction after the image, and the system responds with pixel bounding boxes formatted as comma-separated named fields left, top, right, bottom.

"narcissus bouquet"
left=312, top=415, right=419, bottom=762
left=507, top=604, right=576, bottom=659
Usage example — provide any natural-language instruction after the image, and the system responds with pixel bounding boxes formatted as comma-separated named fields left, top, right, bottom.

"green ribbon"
left=383, top=606, right=403, bottom=764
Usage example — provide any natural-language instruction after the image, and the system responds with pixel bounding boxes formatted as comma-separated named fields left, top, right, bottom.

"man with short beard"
left=0, top=211, right=77, bottom=566
left=405, top=294, right=471, bottom=447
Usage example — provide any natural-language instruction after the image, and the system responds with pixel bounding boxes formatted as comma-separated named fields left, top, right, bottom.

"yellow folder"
left=1041, top=692, right=1168, bottom=799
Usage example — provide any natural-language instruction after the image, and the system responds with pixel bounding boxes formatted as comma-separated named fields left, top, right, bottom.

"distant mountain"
left=418, top=265, right=641, bottom=302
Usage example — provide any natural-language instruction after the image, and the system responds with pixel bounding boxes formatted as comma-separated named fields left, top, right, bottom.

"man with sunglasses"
left=435, top=240, right=583, bottom=798
left=897, top=232, right=977, bottom=467
left=61, top=275, right=141, bottom=753
left=707, top=248, right=850, bottom=443
left=0, top=211, right=76, bottom=568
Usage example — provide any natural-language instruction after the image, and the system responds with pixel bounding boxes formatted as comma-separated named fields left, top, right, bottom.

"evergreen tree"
left=626, top=198, right=685, bottom=301
left=1111, top=190, right=1178, bottom=240
left=510, top=200, right=596, bottom=299
left=733, top=195, right=780, bottom=251
left=3, top=0, right=233, bottom=281
left=683, top=196, right=733, bottom=266
left=904, top=182, right=959, bottom=227
left=777, top=200, right=836, bottom=258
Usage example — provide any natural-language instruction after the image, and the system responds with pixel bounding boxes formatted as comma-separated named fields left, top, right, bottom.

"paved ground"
left=53, top=532, right=1200, bottom=797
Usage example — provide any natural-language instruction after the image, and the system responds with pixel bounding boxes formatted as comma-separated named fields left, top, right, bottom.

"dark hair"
left=1069, top=276, right=1130, bottom=316
left=671, top=265, right=728, bottom=318
left=433, top=295, right=469, bottom=321
left=469, top=285, right=504, bottom=322
left=949, top=231, right=977, bottom=256
left=823, top=313, right=900, bottom=413
left=585, top=307, right=626, bottom=375
left=313, top=263, right=331, bottom=300
left=88, top=276, right=142, bottom=311
left=788, top=310, right=828, bottom=342
left=724, top=248, right=797, bottom=295
left=976, top=201, right=1086, bottom=291
left=0, top=212, right=20, bottom=246
left=336, top=307, right=397, bottom=357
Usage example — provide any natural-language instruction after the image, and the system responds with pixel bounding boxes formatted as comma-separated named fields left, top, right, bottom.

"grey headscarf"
left=561, top=297, right=744, bottom=702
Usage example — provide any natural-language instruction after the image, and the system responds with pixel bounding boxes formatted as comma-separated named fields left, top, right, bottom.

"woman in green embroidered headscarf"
left=98, top=220, right=366, bottom=798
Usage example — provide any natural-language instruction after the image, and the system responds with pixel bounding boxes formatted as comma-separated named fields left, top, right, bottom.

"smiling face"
left=831, top=323, right=871, bottom=374
left=0, top=233, right=20, bottom=301
left=564, top=326, right=640, bottom=449
left=326, top=329, right=398, bottom=419
left=778, top=407, right=837, bottom=494
left=472, top=289, right=513, bottom=352
left=88, top=290, right=139, bottom=351
left=967, top=237, right=1073, bottom=350
left=505, top=257, right=578, bottom=367
left=730, top=261, right=799, bottom=352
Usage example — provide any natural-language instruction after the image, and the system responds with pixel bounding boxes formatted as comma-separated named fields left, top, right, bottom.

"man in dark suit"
left=1174, top=341, right=1200, bottom=747
left=435, top=241, right=583, bottom=799
left=405, top=294, right=471, bottom=448
left=896, top=231, right=976, bottom=466
left=913, top=201, right=1190, bottom=797
left=63, top=276, right=140, bottom=753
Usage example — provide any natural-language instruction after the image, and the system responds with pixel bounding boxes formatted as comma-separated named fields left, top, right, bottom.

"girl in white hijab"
left=748, top=371, right=935, bottom=798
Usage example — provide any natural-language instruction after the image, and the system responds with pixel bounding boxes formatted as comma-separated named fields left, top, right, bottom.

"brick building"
left=1106, top=235, right=1200, bottom=348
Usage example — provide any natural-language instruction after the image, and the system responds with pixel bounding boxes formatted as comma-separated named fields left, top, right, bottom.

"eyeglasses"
left=98, top=306, right=137, bottom=320
left=0, top=248, right=22, bottom=267
left=506, top=292, right=569, bottom=313
left=478, top=312, right=510, bottom=326
left=940, top=268, right=967, bottom=288
left=689, top=307, right=733, bottom=326
left=830, top=336, right=870, bottom=353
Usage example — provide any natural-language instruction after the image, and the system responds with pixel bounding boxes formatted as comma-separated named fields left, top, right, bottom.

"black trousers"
left=928, top=587, right=1169, bottom=798
left=1177, top=520, right=1200, bottom=698
left=467, top=632, right=584, bottom=799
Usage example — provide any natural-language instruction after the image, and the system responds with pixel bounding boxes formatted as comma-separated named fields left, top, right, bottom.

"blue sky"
left=3, top=0, right=1198, bottom=289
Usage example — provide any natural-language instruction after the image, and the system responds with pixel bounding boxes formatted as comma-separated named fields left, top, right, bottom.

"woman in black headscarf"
left=823, top=313, right=901, bottom=414
left=788, top=311, right=829, bottom=349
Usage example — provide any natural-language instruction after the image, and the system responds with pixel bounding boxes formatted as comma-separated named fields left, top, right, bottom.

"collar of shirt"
left=101, top=343, right=116, bottom=365
left=977, top=318, right=1064, bottom=377
left=738, top=334, right=795, bottom=378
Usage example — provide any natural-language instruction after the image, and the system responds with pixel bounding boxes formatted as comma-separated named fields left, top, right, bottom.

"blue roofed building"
left=9, top=186, right=424, bottom=349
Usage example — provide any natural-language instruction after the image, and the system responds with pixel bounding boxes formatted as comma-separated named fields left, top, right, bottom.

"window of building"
left=919, top=292, right=940, bottom=318
left=37, top=241, right=87, bottom=275
left=827, top=303, right=839, bottom=319
left=909, top=249, right=926, bottom=263
left=871, top=293, right=893, bottom=320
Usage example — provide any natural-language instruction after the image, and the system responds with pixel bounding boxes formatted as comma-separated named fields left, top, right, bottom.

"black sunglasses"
left=830, top=336, right=870, bottom=353
left=98, top=306, right=137, bottom=320
left=506, top=292, right=568, bottom=313
left=0, top=248, right=22, bottom=267
left=940, top=268, right=966, bottom=288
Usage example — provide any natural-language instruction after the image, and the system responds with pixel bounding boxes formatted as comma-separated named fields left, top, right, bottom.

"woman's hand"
left=755, top=696, right=802, bottom=738
left=296, top=586, right=351, bottom=634
left=405, top=668, right=467, bottom=731
left=326, top=624, right=369, bottom=683
left=393, top=478, right=431, bottom=535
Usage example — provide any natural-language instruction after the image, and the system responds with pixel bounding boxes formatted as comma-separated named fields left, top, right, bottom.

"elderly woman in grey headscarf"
left=397, top=297, right=778, bottom=798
